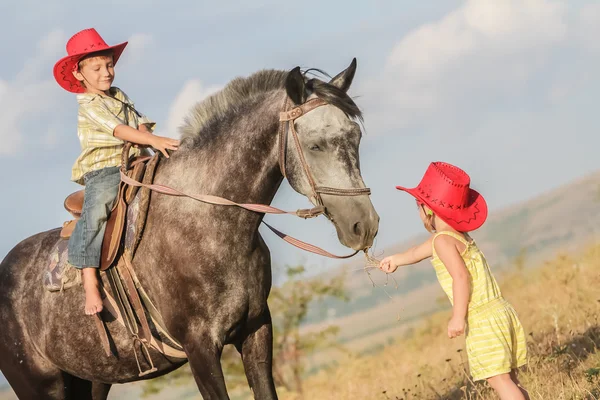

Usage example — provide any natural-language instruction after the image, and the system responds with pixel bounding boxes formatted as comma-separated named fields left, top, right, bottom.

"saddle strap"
left=100, top=280, right=187, bottom=359
left=118, top=257, right=152, bottom=344
left=121, top=251, right=184, bottom=351
left=106, top=267, right=139, bottom=338
left=93, top=314, right=113, bottom=357
left=132, top=153, right=161, bottom=256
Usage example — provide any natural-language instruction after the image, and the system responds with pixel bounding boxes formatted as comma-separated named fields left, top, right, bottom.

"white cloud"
left=385, top=0, right=566, bottom=80
left=0, top=29, right=68, bottom=157
left=576, top=3, right=600, bottom=52
left=362, top=0, right=569, bottom=133
left=165, top=79, right=222, bottom=138
left=118, top=33, right=154, bottom=68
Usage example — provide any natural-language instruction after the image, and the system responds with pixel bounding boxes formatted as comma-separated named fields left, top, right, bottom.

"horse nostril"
left=353, top=222, right=363, bottom=237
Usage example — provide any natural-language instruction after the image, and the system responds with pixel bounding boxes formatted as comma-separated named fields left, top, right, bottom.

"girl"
left=379, top=162, right=529, bottom=400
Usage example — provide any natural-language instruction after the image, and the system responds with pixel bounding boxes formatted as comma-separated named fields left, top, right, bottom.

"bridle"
left=120, top=95, right=373, bottom=258
left=277, top=96, right=371, bottom=217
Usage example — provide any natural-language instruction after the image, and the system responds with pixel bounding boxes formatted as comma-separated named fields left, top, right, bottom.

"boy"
left=53, top=28, right=180, bottom=315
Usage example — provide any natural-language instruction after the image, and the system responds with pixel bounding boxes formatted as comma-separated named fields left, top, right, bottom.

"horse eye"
left=309, top=144, right=322, bottom=151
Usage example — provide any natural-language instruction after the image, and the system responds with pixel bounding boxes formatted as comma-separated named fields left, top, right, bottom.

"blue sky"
left=1, top=0, right=599, bottom=277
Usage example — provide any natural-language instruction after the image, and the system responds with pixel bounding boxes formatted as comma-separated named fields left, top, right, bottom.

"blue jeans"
left=68, top=166, right=121, bottom=269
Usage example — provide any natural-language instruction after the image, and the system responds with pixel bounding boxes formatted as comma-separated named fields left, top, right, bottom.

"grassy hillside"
left=283, top=242, right=600, bottom=400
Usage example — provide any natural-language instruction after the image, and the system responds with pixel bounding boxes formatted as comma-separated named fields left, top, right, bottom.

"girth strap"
left=93, top=314, right=113, bottom=357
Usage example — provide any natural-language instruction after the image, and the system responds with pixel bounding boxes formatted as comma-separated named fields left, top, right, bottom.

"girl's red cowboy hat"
left=53, top=28, right=128, bottom=94
left=396, top=162, right=488, bottom=232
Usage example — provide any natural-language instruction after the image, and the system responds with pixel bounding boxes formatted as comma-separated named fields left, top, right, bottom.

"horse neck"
left=155, top=91, right=285, bottom=214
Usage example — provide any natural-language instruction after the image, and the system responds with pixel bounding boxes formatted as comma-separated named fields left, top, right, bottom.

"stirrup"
left=132, top=335, right=158, bottom=377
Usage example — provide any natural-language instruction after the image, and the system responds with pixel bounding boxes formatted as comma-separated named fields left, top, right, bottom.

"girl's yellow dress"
left=431, top=231, right=528, bottom=381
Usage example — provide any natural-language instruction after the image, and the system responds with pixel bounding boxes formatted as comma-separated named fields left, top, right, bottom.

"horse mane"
left=180, top=68, right=363, bottom=142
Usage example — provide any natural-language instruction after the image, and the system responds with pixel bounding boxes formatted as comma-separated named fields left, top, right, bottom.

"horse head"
left=282, top=59, right=379, bottom=251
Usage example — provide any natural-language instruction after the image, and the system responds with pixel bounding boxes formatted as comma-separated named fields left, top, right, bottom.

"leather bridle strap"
left=278, top=97, right=371, bottom=207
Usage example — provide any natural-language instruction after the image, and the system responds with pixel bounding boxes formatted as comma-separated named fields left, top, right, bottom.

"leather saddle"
left=60, top=156, right=150, bottom=271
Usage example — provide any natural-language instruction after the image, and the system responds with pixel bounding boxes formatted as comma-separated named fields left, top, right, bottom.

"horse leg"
left=0, top=359, right=67, bottom=400
left=92, top=382, right=112, bottom=399
left=1, top=355, right=109, bottom=400
left=237, top=309, right=278, bottom=400
left=185, top=337, right=230, bottom=400
left=68, top=377, right=111, bottom=400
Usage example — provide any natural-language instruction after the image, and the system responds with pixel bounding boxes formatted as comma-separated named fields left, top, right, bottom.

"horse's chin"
left=331, top=218, right=377, bottom=252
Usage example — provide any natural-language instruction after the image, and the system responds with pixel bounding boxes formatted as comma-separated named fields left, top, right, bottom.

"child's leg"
left=487, top=373, right=526, bottom=400
left=510, top=369, right=530, bottom=400
left=67, top=167, right=121, bottom=315
left=81, top=267, right=103, bottom=315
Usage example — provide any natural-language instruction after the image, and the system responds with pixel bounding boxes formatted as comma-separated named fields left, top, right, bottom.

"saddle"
left=48, top=144, right=187, bottom=376
left=60, top=156, right=150, bottom=271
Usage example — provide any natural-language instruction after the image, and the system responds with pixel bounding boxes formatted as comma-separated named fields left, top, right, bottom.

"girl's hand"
left=447, top=316, right=466, bottom=339
left=379, top=256, right=398, bottom=274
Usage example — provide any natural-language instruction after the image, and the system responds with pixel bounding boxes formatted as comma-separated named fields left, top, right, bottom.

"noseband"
left=277, top=97, right=371, bottom=217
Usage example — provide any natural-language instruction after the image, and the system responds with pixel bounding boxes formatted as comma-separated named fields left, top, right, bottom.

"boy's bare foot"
left=82, top=268, right=103, bottom=315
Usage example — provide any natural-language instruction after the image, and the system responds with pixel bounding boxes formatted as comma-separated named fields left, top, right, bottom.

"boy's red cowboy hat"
left=53, top=28, right=128, bottom=94
left=396, top=162, right=488, bottom=232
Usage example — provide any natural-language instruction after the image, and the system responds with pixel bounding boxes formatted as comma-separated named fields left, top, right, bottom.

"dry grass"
left=280, top=243, right=600, bottom=400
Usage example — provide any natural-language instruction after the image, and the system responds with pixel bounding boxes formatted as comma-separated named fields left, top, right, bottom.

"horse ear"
left=285, top=66, right=307, bottom=105
left=329, top=58, right=357, bottom=93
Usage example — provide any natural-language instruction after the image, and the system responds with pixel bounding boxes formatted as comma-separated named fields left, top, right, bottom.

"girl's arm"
left=379, top=236, right=434, bottom=273
left=434, top=234, right=470, bottom=338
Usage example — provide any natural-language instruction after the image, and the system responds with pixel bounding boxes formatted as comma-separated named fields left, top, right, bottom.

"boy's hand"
left=149, top=135, right=180, bottom=158
left=379, top=256, right=398, bottom=274
left=447, top=315, right=466, bottom=339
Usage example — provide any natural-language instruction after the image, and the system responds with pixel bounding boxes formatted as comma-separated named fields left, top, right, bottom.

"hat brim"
left=396, top=185, right=488, bottom=232
left=53, top=41, right=128, bottom=94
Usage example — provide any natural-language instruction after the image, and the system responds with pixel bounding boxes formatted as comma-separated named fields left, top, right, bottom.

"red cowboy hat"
left=53, top=28, right=128, bottom=94
left=396, top=162, right=488, bottom=232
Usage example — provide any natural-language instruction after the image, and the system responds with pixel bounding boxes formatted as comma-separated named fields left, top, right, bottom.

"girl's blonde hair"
left=417, top=201, right=436, bottom=233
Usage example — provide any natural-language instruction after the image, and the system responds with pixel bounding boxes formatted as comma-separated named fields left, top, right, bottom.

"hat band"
left=417, top=187, right=468, bottom=210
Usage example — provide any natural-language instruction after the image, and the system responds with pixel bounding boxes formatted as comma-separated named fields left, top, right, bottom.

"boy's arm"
left=113, top=124, right=156, bottom=146
left=80, top=101, right=179, bottom=158
left=113, top=125, right=179, bottom=158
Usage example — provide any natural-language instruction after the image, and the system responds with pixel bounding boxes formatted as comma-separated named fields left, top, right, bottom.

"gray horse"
left=0, top=59, right=379, bottom=399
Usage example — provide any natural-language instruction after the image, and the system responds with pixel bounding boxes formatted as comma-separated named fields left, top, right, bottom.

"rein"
left=120, top=95, right=372, bottom=259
